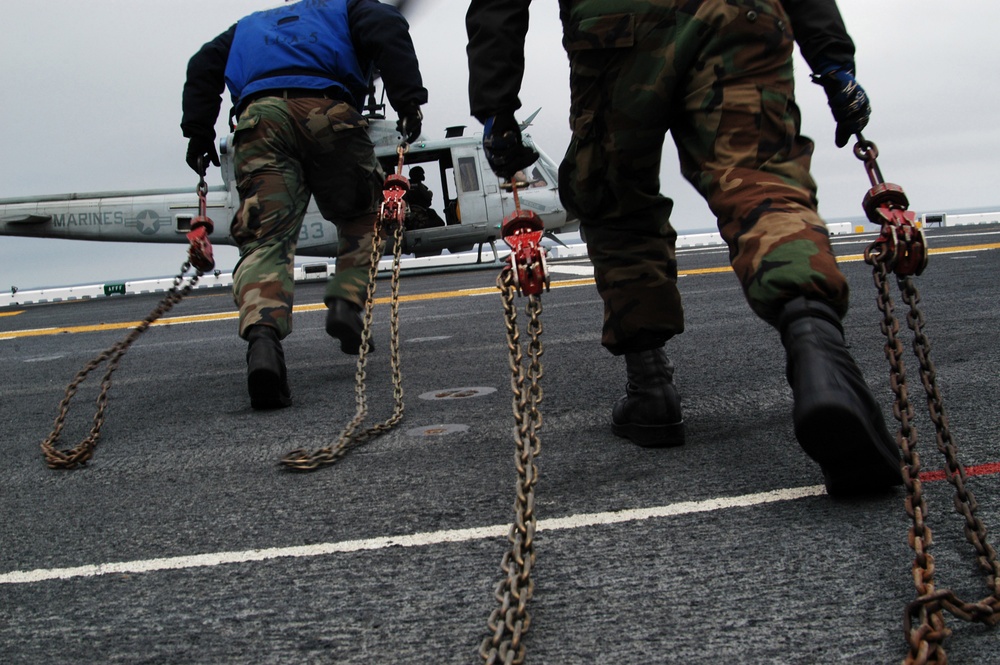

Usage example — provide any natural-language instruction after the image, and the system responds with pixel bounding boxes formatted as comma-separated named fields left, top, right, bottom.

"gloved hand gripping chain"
left=853, top=135, right=1000, bottom=664
left=40, top=165, right=215, bottom=469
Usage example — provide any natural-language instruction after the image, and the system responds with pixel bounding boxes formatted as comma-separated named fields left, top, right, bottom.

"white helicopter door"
left=449, top=146, right=495, bottom=228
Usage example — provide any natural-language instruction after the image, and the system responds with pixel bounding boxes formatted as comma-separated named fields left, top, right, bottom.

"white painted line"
left=538, top=485, right=825, bottom=531
left=548, top=265, right=594, bottom=276
left=0, top=485, right=825, bottom=585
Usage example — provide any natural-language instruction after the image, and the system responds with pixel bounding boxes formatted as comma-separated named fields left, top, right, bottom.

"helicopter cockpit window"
left=511, top=165, right=549, bottom=189
left=457, top=157, right=480, bottom=193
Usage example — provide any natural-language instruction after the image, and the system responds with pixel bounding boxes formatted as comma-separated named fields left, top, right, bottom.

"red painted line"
left=919, top=462, right=1000, bottom=483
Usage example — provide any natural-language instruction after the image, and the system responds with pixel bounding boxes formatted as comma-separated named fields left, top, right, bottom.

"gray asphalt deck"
left=2, top=225, right=999, bottom=664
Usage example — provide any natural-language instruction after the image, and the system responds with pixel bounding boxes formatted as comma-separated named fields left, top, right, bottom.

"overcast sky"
left=2, top=0, right=998, bottom=290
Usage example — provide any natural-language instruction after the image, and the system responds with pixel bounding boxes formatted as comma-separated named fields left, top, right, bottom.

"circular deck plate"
left=417, top=387, right=497, bottom=401
left=405, top=424, right=471, bottom=437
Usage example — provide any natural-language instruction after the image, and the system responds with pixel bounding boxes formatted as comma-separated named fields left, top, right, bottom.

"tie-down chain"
left=280, top=145, right=408, bottom=471
left=39, top=168, right=216, bottom=469
left=480, top=180, right=549, bottom=665
left=854, top=135, right=1000, bottom=664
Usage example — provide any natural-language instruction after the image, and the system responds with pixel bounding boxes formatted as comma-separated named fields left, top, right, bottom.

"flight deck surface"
left=2, top=225, right=999, bottom=664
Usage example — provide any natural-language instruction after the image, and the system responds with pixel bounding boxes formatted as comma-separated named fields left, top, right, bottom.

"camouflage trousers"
left=230, top=95, right=385, bottom=340
left=558, top=0, right=850, bottom=354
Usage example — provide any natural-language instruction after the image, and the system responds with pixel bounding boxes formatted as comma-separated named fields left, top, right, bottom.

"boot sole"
left=612, top=420, right=686, bottom=448
left=794, top=397, right=902, bottom=497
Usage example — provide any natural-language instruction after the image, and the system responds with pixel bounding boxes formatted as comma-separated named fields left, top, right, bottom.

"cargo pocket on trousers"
left=758, top=86, right=797, bottom=166
left=325, top=163, right=380, bottom=220
left=231, top=112, right=262, bottom=187
left=711, top=83, right=770, bottom=168
left=308, top=103, right=378, bottom=219
left=325, top=102, right=369, bottom=133
left=231, top=113, right=264, bottom=243
left=232, top=113, right=260, bottom=153
left=563, top=13, right=635, bottom=141
left=231, top=174, right=265, bottom=243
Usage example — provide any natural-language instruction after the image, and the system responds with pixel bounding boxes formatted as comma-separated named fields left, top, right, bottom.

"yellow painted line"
left=0, top=311, right=239, bottom=340
left=679, top=242, right=1000, bottom=273
left=0, top=280, right=591, bottom=340
left=0, top=310, right=24, bottom=318
left=682, top=267, right=730, bottom=276
left=2, top=242, right=995, bottom=341
left=942, top=242, right=1000, bottom=252
left=837, top=241, right=1000, bottom=264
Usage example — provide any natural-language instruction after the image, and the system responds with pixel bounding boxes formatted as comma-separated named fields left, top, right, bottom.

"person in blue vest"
left=181, top=0, right=427, bottom=410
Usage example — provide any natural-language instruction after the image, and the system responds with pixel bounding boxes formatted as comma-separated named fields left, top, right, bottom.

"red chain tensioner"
left=502, top=181, right=550, bottom=297
left=382, top=145, right=410, bottom=228
left=187, top=166, right=216, bottom=272
left=855, top=134, right=927, bottom=276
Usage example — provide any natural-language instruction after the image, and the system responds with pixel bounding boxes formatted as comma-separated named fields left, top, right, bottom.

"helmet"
left=409, top=166, right=425, bottom=182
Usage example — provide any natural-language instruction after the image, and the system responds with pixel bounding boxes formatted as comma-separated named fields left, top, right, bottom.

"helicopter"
left=0, top=96, right=579, bottom=267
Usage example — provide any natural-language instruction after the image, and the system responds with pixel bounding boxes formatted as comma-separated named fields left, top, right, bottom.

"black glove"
left=811, top=65, right=871, bottom=148
left=482, top=113, right=539, bottom=179
left=186, top=134, right=220, bottom=176
left=396, top=105, right=423, bottom=144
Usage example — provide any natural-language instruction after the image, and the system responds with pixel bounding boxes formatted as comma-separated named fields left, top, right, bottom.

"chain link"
left=865, top=248, right=1000, bottom=664
left=40, top=265, right=202, bottom=469
left=281, top=216, right=406, bottom=471
left=480, top=267, right=544, bottom=665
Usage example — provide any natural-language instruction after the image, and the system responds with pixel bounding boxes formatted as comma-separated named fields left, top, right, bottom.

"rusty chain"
left=40, top=264, right=202, bottom=469
left=852, top=135, right=999, bottom=662
left=281, top=161, right=407, bottom=471
left=866, top=232, right=1000, bottom=665
left=480, top=267, right=544, bottom=665
left=41, top=168, right=215, bottom=470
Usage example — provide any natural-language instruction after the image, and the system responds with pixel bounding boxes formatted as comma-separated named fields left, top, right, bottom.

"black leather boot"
left=325, top=298, right=370, bottom=355
left=611, top=347, right=685, bottom=447
left=245, top=325, right=291, bottom=410
left=779, top=297, right=902, bottom=496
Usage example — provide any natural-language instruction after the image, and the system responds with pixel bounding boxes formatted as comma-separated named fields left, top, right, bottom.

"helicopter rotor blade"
left=519, top=108, right=542, bottom=132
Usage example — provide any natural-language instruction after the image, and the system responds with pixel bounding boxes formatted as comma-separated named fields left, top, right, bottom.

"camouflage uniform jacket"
left=182, top=0, right=427, bottom=142
left=467, top=0, right=856, bottom=120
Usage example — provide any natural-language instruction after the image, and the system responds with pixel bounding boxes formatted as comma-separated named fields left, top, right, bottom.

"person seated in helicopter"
left=404, top=166, right=445, bottom=229
left=529, top=166, right=548, bottom=187
left=511, top=167, right=547, bottom=188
